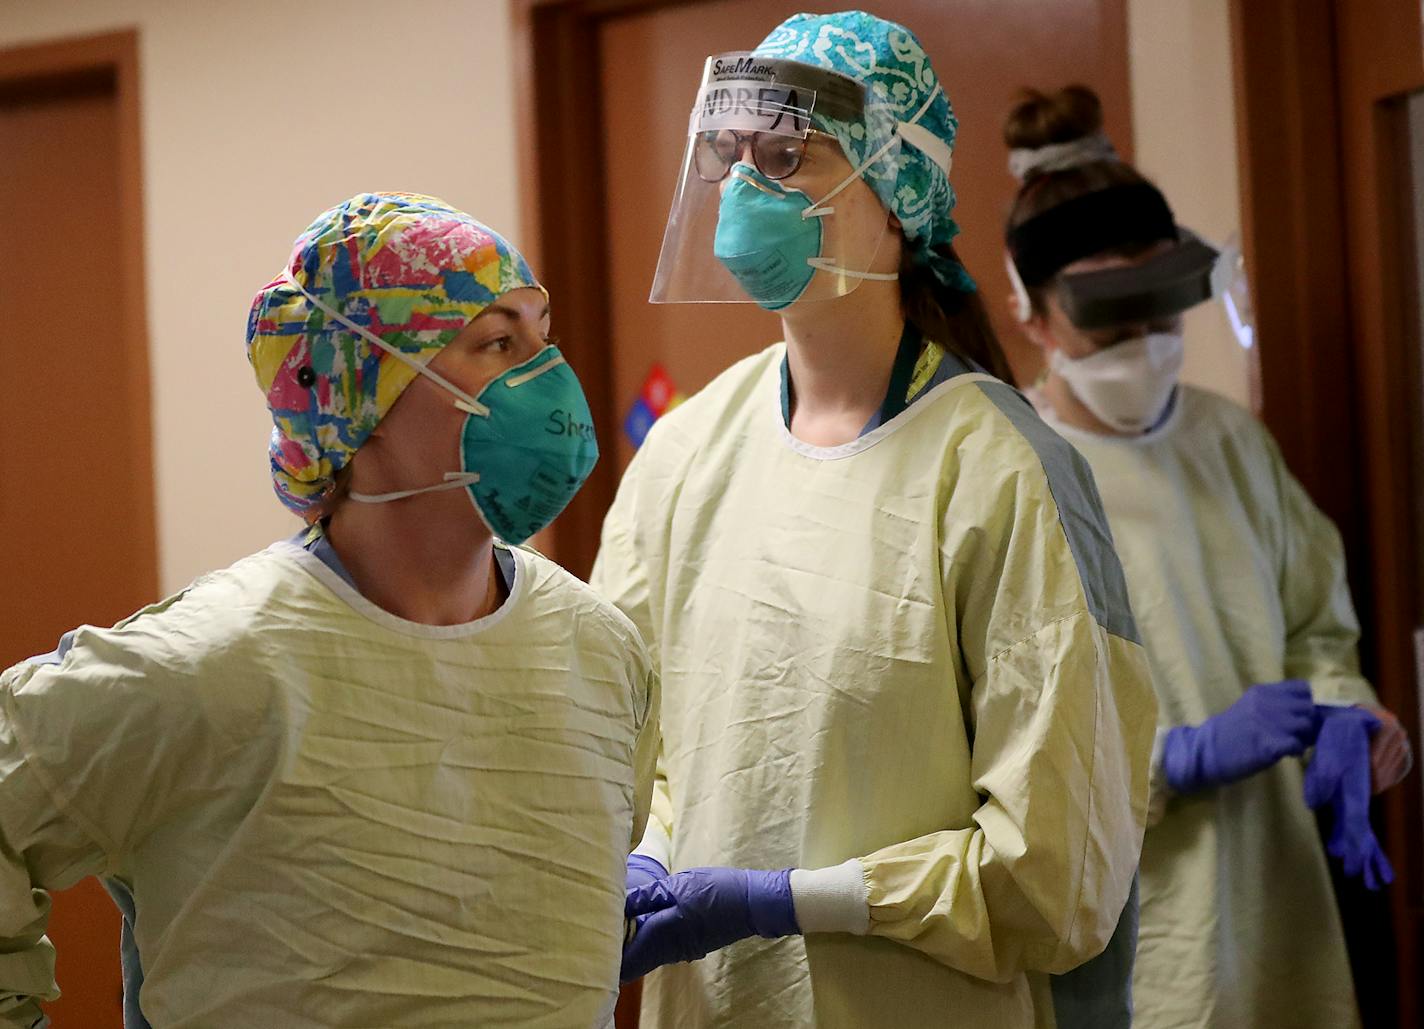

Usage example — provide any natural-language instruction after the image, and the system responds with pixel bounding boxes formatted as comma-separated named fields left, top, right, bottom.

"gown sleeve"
left=0, top=651, right=131, bottom=1028
left=851, top=390, right=1157, bottom=981
left=1267, top=438, right=1377, bottom=707
left=592, top=448, right=672, bottom=863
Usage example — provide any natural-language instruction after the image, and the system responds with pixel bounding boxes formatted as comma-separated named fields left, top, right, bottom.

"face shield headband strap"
left=1006, top=181, right=1177, bottom=288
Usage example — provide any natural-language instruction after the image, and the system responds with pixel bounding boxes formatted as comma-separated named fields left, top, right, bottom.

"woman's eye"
left=482, top=336, right=513, bottom=353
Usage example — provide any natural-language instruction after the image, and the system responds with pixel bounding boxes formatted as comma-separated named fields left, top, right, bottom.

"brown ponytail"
left=899, top=243, right=1012, bottom=382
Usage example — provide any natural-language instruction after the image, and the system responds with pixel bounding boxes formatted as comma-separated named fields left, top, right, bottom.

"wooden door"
left=1232, top=1, right=1424, bottom=1024
left=1332, top=3, right=1424, bottom=1022
left=0, top=32, right=154, bottom=1029
left=517, top=0, right=1131, bottom=576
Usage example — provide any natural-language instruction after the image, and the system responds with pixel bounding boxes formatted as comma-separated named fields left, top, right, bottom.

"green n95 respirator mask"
left=286, top=275, right=598, bottom=544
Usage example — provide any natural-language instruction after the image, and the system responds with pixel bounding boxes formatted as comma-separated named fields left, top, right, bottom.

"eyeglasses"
left=693, top=129, right=832, bottom=183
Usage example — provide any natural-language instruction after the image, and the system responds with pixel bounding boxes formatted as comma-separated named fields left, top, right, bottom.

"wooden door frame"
left=0, top=29, right=157, bottom=601
left=1231, top=2, right=1420, bottom=1024
left=512, top=0, right=690, bottom=578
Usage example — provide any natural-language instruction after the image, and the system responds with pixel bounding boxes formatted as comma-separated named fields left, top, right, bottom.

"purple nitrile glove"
left=1305, top=705, right=1395, bottom=891
left=621, top=866, right=798, bottom=982
left=1162, top=679, right=1318, bottom=793
left=626, top=853, right=668, bottom=892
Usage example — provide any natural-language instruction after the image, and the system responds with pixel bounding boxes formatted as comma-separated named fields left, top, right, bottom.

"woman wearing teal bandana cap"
left=594, top=12, right=1156, bottom=1029
left=0, top=193, right=658, bottom=1027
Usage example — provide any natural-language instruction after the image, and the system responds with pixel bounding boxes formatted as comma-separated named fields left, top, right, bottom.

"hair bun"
left=1003, top=85, right=1103, bottom=150
left=1004, top=85, right=1116, bottom=183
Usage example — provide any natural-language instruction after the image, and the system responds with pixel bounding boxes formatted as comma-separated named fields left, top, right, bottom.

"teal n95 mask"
left=712, top=164, right=824, bottom=309
left=285, top=274, right=598, bottom=543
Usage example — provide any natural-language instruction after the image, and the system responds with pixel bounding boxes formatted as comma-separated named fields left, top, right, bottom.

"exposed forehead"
left=472, top=287, right=549, bottom=322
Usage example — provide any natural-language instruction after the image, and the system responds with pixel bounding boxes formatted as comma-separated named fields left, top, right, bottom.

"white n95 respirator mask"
left=1049, top=332, right=1184, bottom=433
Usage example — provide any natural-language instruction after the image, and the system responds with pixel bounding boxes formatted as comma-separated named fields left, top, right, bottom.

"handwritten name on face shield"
left=693, top=80, right=813, bottom=135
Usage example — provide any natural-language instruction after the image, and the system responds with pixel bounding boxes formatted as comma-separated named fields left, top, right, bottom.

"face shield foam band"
left=1006, top=181, right=1177, bottom=288
left=701, top=53, right=867, bottom=125
left=692, top=54, right=867, bottom=141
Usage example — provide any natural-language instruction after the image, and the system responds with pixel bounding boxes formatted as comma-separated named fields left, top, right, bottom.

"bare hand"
left=1362, top=706, right=1412, bottom=793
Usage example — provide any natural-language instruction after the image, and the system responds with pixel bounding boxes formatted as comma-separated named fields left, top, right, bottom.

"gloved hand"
left=1305, top=705, right=1395, bottom=891
left=1162, top=679, right=1317, bottom=793
left=626, top=854, right=669, bottom=892
left=621, top=866, right=798, bottom=982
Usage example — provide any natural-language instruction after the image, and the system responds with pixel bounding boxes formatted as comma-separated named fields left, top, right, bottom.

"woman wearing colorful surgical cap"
left=0, top=193, right=657, bottom=1027
left=1001, top=86, right=1413, bottom=1028
left=591, top=12, right=1157, bottom=1027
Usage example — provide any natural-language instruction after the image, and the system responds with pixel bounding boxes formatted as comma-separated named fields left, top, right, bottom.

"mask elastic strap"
left=1005, top=253, right=1033, bottom=323
left=804, top=258, right=900, bottom=281
left=802, top=133, right=899, bottom=220
left=281, top=272, right=491, bottom=417
left=803, top=83, right=947, bottom=221
left=797, top=87, right=947, bottom=284
left=349, top=471, right=481, bottom=505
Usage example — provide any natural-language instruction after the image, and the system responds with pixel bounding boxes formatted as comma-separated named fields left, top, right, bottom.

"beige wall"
left=1127, top=0, right=1251, bottom=407
left=1, top=0, right=1249, bottom=593
left=0, top=0, right=521, bottom=593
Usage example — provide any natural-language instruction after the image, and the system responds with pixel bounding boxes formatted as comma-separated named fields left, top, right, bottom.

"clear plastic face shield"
left=1212, top=233, right=1256, bottom=350
left=1055, top=232, right=1221, bottom=330
left=1007, top=226, right=1243, bottom=334
left=649, top=53, right=902, bottom=308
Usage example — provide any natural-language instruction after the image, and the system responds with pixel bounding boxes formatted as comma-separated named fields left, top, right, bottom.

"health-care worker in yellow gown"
left=590, top=12, right=1158, bottom=1027
left=999, top=85, right=1414, bottom=1029
left=0, top=193, right=657, bottom=1028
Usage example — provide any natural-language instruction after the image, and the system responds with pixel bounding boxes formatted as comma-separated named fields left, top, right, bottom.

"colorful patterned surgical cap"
left=246, top=192, right=543, bottom=515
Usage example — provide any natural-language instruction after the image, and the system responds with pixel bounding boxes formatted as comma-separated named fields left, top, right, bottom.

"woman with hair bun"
left=1002, top=84, right=1412, bottom=1028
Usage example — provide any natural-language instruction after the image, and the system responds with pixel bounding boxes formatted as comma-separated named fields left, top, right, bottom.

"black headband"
left=1007, top=182, right=1178, bottom=287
